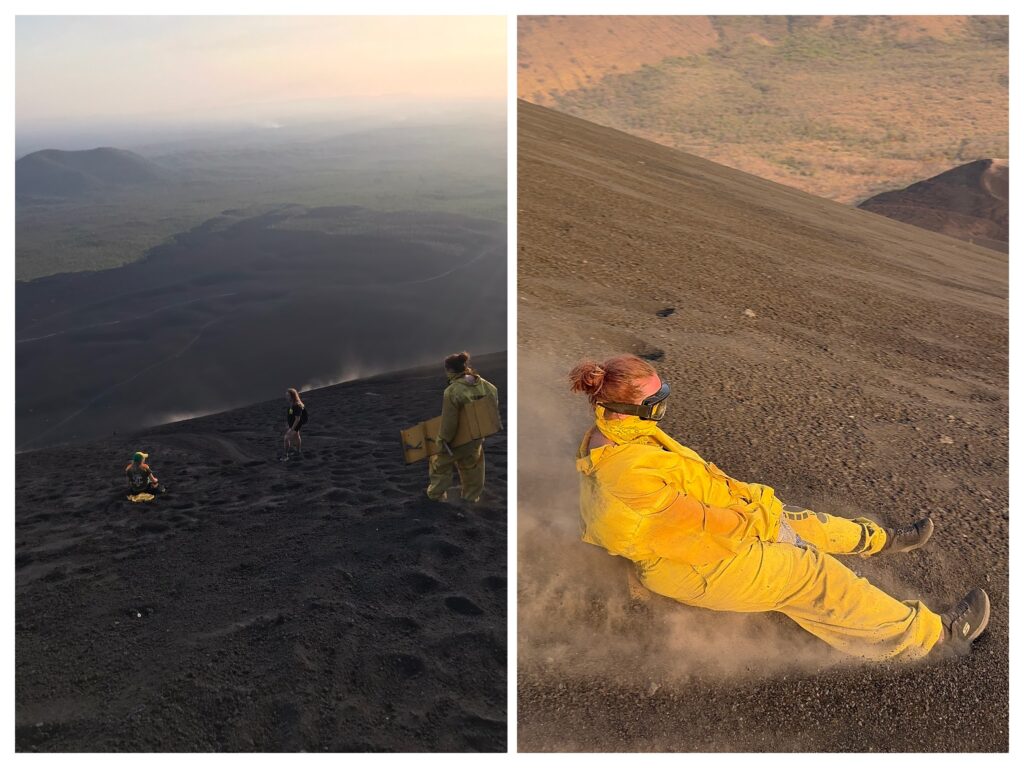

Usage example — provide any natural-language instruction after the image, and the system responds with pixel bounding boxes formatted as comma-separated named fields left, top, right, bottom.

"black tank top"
left=288, top=404, right=307, bottom=427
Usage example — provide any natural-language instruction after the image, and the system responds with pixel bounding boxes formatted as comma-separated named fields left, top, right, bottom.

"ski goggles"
left=600, top=381, right=670, bottom=421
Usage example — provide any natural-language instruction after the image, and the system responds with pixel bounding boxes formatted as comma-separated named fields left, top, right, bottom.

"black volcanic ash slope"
left=16, top=147, right=166, bottom=200
left=16, top=352, right=507, bottom=752
left=517, top=101, right=1006, bottom=752
left=16, top=205, right=506, bottom=451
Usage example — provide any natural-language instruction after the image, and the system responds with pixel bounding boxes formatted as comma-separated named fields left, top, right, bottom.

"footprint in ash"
left=136, top=520, right=171, bottom=535
left=377, top=652, right=426, bottom=679
left=324, top=489, right=354, bottom=503
left=426, top=538, right=463, bottom=558
left=444, top=595, right=484, bottom=616
left=380, top=615, right=421, bottom=635
left=480, top=575, right=505, bottom=593
left=402, top=570, right=444, bottom=595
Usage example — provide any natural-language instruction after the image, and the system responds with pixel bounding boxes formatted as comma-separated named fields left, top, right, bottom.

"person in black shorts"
left=125, top=450, right=161, bottom=496
left=283, top=388, right=308, bottom=461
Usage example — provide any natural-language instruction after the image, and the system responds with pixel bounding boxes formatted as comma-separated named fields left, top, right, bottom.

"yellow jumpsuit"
left=576, top=411, right=944, bottom=660
left=427, top=373, right=499, bottom=503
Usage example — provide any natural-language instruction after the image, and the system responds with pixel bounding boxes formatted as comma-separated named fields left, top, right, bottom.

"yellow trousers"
left=427, top=439, right=485, bottom=502
left=638, top=505, right=945, bottom=660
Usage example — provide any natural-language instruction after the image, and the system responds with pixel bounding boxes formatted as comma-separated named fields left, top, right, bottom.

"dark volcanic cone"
left=858, top=159, right=1008, bottom=252
left=517, top=101, right=1006, bottom=752
left=16, top=353, right=507, bottom=752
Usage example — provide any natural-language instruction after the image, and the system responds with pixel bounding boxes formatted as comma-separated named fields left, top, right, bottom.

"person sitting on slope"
left=125, top=451, right=161, bottom=497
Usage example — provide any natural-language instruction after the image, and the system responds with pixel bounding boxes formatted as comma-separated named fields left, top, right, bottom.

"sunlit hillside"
left=519, top=15, right=1008, bottom=203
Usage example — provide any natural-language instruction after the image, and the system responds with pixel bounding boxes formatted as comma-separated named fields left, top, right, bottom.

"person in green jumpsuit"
left=426, top=351, right=500, bottom=503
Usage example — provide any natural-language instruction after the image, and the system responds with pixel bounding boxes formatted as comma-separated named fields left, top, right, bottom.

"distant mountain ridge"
left=16, top=147, right=165, bottom=199
left=857, top=159, right=1008, bottom=251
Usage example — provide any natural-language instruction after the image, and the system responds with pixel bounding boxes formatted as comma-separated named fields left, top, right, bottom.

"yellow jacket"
left=576, top=425, right=783, bottom=566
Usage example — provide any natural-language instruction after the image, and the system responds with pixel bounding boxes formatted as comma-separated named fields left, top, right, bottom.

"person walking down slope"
left=569, top=353, right=990, bottom=661
left=125, top=450, right=162, bottom=498
left=426, top=351, right=500, bottom=504
left=282, top=388, right=308, bottom=461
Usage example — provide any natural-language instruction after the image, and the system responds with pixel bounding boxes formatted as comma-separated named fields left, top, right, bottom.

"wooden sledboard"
left=400, top=396, right=502, bottom=464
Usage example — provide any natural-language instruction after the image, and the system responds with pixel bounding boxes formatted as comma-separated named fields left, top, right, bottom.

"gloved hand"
left=776, top=518, right=808, bottom=548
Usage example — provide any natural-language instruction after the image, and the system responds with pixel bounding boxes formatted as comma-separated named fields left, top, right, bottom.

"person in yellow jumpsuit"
left=426, top=351, right=500, bottom=503
left=569, top=354, right=990, bottom=660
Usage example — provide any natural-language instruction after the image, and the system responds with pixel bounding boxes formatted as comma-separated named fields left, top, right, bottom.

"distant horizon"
left=15, top=99, right=506, bottom=158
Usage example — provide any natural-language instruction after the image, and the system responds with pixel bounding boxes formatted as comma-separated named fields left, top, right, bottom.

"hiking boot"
left=940, top=588, right=991, bottom=652
left=881, top=517, right=934, bottom=554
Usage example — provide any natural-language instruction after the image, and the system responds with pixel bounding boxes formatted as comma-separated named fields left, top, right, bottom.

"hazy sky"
left=16, top=16, right=506, bottom=128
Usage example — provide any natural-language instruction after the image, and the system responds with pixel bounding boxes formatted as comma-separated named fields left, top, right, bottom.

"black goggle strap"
left=600, top=401, right=649, bottom=418
left=600, top=400, right=666, bottom=420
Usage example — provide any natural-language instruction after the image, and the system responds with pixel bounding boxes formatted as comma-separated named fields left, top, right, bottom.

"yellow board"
left=401, top=396, right=502, bottom=464
left=128, top=492, right=156, bottom=503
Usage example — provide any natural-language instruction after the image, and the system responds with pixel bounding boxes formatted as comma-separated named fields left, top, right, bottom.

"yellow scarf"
left=593, top=405, right=661, bottom=444
left=593, top=406, right=707, bottom=463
